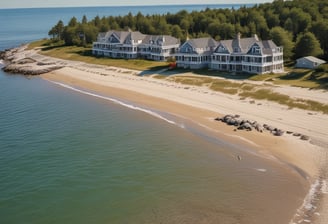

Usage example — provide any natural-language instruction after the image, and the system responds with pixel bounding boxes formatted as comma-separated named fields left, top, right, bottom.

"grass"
left=28, top=39, right=328, bottom=114
left=239, top=88, right=328, bottom=114
left=168, top=74, right=328, bottom=114
left=29, top=40, right=169, bottom=71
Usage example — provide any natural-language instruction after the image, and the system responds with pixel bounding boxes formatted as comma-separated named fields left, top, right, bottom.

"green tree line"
left=48, top=0, right=328, bottom=61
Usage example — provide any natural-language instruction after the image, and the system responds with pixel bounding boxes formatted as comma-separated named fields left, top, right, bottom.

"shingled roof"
left=187, top=37, right=218, bottom=49
left=179, top=37, right=218, bottom=54
left=217, top=33, right=279, bottom=55
left=141, top=35, right=180, bottom=46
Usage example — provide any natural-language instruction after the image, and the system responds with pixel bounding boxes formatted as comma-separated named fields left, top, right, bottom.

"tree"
left=82, top=15, right=88, bottom=24
left=283, top=18, right=293, bottom=34
left=294, top=32, right=323, bottom=58
left=93, top=15, right=101, bottom=27
left=265, top=10, right=280, bottom=28
left=270, top=26, right=294, bottom=60
left=48, top=20, right=64, bottom=40
left=289, top=8, right=312, bottom=37
left=62, top=26, right=77, bottom=45
left=311, top=20, right=328, bottom=58
left=207, top=21, right=221, bottom=39
left=170, top=25, right=184, bottom=41
left=68, top=17, right=78, bottom=27
left=217, top=23, right=235, bottom=39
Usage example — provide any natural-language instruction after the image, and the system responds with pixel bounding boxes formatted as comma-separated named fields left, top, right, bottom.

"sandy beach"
left=3, top=46, right=328, bottom=223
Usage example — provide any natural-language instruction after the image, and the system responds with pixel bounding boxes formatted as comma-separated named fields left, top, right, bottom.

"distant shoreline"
left=0, top=3, right=254, bottom=11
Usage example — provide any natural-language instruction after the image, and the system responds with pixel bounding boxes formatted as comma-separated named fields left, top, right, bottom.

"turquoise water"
left=0, top=5, right=307, bottom=224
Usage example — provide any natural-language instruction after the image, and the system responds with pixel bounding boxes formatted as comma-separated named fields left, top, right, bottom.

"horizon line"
left=0, top=3, right=256, bottom=10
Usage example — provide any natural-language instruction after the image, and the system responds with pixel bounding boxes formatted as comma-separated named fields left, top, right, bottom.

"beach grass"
left=161, top=74, right=328, bottom=114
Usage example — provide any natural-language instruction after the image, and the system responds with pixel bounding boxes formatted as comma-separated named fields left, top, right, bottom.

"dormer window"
left=217, top=45, right=227, bottom=53
left=251, top=45, right=261, bottom=54
left=234, top=47, right=239, bottom=53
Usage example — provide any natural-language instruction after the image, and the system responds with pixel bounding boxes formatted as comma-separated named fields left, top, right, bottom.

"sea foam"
left=50, top=81, right=181, bottom=127
left=289, top=179, right=326, bottom=224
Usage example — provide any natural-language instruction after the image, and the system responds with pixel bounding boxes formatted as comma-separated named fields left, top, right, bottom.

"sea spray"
left=49, top=81, right=183, bottom=127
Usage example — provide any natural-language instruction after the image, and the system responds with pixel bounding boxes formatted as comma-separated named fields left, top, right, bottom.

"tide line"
left=49, top=81, right=182, bottom=127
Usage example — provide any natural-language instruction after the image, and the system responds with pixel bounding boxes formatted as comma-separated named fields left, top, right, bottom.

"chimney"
left=236, top=32, right=241, bottom=40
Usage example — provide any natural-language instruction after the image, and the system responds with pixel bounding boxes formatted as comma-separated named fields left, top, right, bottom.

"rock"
left=293, top=133, right=301, bottom=137
left=286, top=131, right=293, bottom=134
left=255, top=124, right=263, bottom=132
left=216, top=114, right=287, bottom=137
left=226, top=118, right=237, bottom=126
left=266, top=126, right=275, bottom=132
left=16, top=58, right=36, bottom=64
left=241, top=122, right=252, bottom=131
left=0, top=51, right=6, bottom=60
left=223, top=115, right=233, bottom=122
left=273, top=129, right=284, bottom=136
left=214, top=117, right=221, bottom=121
left=300, top=135, right=310, bottom=141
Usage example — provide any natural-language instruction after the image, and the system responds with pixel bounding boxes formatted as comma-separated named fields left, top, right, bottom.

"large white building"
left=93, top=31, right=284, bottom=74
left=176, top=33, right=284, bottom=74
left=175, top=37, right=218, bottom=69
left=92, top=30, right=180, bottom=61
left=211, top=33, right=284, bottom=74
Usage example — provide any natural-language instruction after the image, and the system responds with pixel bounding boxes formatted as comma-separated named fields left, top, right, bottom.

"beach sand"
left=5, top=46, right=328, bottom=223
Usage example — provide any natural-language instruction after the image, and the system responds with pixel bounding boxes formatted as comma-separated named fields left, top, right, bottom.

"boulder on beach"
left=300, top=135, right=310, bottom=141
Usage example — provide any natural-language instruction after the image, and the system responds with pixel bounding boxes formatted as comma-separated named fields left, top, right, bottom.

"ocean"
left=0, top=5, right=308, bottom=224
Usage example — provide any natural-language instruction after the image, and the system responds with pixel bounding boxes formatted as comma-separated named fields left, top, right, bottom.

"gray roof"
left=178, top=37, right=218, bottom=55
left=141, top=35, right=180, bottom=46
left=126, top=31, right=147, bottom=43
left=187, top=37, right=218, bottom=49
left=217, top=34, right=279, bottom=55
left=299, top=56, right=326, bottom=64
left=97, top=30, right=179, bottom=46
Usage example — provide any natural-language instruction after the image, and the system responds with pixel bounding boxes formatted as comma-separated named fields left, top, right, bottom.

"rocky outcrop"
left=215, top=114, right=310, bottom=141
left=1, top=46, right=63, bottom=75
left=3, top=63, right=63, bottom=75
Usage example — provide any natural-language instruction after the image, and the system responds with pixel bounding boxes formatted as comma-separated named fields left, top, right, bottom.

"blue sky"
left=0, top=0, right=272, bottom=9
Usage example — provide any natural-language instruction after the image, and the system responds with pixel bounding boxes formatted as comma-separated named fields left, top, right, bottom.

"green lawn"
left=30, top=40, right=169, bottom=71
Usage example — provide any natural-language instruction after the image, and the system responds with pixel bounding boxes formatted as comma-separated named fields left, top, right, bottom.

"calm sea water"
left=0, top=5, right=307, bottom=224
left=0, top=4, right=251, bottom=51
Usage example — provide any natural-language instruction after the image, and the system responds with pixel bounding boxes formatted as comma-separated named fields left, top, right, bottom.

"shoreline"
left=3, top=45, right=328, bottom=223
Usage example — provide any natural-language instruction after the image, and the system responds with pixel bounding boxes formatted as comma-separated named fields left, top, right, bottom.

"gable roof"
left=187, top=37, right=218, bottom=49
left=298, top=56, right=326, bottom=64
left=179, top=37, right=218, bottom=54
left=216, top=34, right=279, bottom=55
left=97, top=30, right=145, bottom=44
left=141, top=35, right=180, bottom=46
left=97, top=30, right=179, bottom=47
